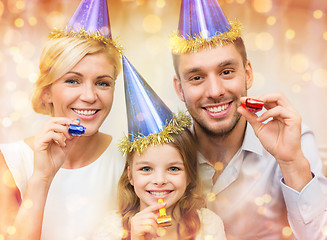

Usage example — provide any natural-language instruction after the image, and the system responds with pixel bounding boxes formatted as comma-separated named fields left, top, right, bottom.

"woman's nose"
left=80, top=84, right=97, bottom=103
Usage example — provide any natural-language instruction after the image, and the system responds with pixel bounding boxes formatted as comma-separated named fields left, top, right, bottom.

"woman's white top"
left=0, top=139, right=125, bottom=240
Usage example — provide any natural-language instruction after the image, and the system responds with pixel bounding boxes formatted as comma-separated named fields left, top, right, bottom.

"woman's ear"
left=128, top=166, right=134, bottom=186
left=41, top=87, right=52, bottom=104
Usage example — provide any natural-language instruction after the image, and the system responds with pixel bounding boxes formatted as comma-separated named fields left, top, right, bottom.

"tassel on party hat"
left=169, top=0, right=242, bottom=54
left=49, top=0, right=123, bottom=54
left=119, top=55, right=191, bottom=155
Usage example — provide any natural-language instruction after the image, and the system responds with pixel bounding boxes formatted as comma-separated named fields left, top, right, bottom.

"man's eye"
left=191, top=76, right=201, bottom=81
left=222, top=70, right=232, bottom=75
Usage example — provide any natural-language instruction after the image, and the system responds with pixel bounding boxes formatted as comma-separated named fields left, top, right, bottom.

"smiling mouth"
left=147, top=191, right=173, bottom=196
left=205, top=103, right=229, bottom=113
left=73, top=108, right=99, bottom=116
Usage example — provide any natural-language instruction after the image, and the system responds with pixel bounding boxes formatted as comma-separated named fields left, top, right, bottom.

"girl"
left=0, top=1, right=124, bottom=239
left=92, top=56, right=226, bottom=240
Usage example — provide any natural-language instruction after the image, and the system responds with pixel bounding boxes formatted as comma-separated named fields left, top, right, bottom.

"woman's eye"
left=96, top=81, right=110, bottom=87
left=65, top=79, right=79, bottom=84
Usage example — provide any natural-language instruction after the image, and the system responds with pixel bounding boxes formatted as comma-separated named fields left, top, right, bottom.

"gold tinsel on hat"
left=169, top=20, right=243, bottom=54
left=49, top=28, right=124, bottom=55
left=119, top=112, right=192, bottom=155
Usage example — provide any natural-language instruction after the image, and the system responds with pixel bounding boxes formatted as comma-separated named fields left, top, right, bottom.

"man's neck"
left=194, top=117, right=247, bottom=167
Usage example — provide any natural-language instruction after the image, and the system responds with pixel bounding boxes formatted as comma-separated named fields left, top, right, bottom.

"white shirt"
left=0, top=139, right=125, bottom=240
left=198, top=123, right=327, bottom=240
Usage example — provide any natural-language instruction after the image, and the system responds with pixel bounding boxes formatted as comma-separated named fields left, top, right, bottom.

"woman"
left=0, top=2, right=124, bottom=239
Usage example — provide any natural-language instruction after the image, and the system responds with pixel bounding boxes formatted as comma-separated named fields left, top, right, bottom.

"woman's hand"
left=32, top=117, right=78, bottom=182
left=130, top=202, right=166, bottom=240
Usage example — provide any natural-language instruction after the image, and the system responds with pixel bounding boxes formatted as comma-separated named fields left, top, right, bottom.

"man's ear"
left=245, top=60, right=253, bottom=90
left=41, top=87, right=52, bottom=104
left=173, top=75, right=185, bottom=102
left=128, top=166, right=134, bottom=186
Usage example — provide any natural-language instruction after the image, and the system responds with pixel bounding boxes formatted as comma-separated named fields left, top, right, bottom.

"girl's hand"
left=32, top=118, right=79, bottom=182
left=130, top=202, right=166, bottom=240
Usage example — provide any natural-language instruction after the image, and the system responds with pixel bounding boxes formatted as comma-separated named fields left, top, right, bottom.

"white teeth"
left=73, top=109, right=97, bottom=116
left=149, top=191, right=170, bottom=196
left=206, top=103, right=229, bottom=113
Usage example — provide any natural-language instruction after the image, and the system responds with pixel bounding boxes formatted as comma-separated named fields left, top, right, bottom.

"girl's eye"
left=64, top=79, right=79, bottom=85
left=141, top=167, right=152, bottom=172
left=96, top=81, right=110, bottom=87
left=169, top=166, right=180, bottom=172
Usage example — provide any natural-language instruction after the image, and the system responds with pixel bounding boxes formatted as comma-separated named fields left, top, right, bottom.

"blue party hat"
left=119, top=55, right=191, bottom=154
left=49, top=0, right=122, bottom=54
left=169, top=0, right=242, bottom=54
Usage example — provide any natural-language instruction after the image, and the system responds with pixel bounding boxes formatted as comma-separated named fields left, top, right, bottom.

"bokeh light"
left=206, top=192, right=216, bottom=202
left=253, top=0, right=272, bottom=13
left=290, top=54, right=309, bottom=73
left=323, top=32, right=327, bottom=41
left=46, top=11, right=66, bottom=29
left=204, top=235, right=214, bottom=240
left=256, top=32, right=274, bottom=51
left=156, top=0, right=166, bottom=8
left=22, top=199, right=33, bottom=209
left=28, top=16, right=38, bottom=26
left=7, top=226, right=16, bottom=235
left=321, top=225, right=327, bottom=236
left=14, top=18, right=24, bottom=28
left=214, top=162, right=224, bottom=171
left=157, top=227, right=167, bottom=237
left=2, top=170, right=16, bottom=188
left=285, top=29, right=296, bottom=40
left=266, top=16, right=276, bottom=26
left=292, top=84, right=301, bottom=94
left=313, top=10, right=323, bottom=19
left=143, top=14, right=162, bottom=33
left=236, top=0, right=246, bottom=4
left=302, top=72, right=311, bottom=82
left=282, top=226, right=293, bottom=238
left=16, top=0, right=25, bottom=10
left=2, top=118, right=12, bottom=128
left=312, top=69, right=327, bottom=87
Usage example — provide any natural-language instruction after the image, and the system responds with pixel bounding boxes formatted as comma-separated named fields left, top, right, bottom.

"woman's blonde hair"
left=118, top=129, right=204, bottom=240
left=31, top=37, right=121, bottom=115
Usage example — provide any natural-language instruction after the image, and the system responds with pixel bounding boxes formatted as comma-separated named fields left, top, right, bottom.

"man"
left=170, top=0, right=327, bottom=239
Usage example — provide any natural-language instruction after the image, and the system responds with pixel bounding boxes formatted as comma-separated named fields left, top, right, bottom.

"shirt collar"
left=241, top=122, right=264, bottom=156
left=196, top=122, right=263, bottom=165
